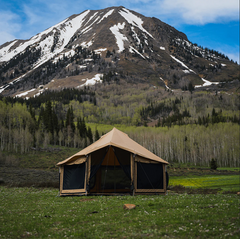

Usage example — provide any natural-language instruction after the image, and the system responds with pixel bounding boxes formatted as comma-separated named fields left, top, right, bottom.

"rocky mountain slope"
left=0, top=6, right=239, bottom=98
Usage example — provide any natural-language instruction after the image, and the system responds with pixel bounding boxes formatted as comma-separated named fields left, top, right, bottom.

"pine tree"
left=188, top=82, right=194, bottom=93
left=77, top=117, right=87, bottom=138
left=95, top=128, right=100, bottom=141
left=65, top=106, right=75, bottom=132
left=43, top=101, right=54, bottom=134
left=87, top=126, right=93, bottom=144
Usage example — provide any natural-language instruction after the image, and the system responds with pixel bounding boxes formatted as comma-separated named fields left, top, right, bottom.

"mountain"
left=0, top=6, right=239, bottom=98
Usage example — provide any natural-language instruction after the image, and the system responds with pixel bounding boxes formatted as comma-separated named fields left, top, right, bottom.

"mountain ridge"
left=0, top=6, right=239, bottom=98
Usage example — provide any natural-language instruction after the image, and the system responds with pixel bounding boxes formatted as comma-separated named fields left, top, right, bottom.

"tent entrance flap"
left=89, top=146, right=131, bottom=193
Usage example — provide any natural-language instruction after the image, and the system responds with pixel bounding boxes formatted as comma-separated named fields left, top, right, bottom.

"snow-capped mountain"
left=0, top=6, right=239, bottom=97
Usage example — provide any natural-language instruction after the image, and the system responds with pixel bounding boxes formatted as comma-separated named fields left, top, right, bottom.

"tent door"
left=89, top=146, right=131, bottom=193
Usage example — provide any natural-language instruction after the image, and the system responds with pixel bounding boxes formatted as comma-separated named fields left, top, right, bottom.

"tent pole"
left=86, top=154, right=91, bottom=195
left=163, top=164, right=166, bottom=194
left=59, top=166, right=64, bottom=196
left=131, top=154, right=136, bottom=196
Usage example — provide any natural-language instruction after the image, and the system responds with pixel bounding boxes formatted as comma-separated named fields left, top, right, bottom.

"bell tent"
left=57, top=128, right=169, bottom=196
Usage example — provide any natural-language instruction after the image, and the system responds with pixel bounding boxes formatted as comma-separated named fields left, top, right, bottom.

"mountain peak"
left=0, top=6, right=239, bottom=97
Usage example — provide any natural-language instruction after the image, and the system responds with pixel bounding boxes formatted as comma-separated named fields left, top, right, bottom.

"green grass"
left=1, top=146, right=79, bottom=170
left=0, top=187, right=239, bottom=238
left=169, top=175, right=240, bottom=192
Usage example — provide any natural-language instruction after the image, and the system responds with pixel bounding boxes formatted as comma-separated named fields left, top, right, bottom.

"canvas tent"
left=57, top=128, right=169, bottom=196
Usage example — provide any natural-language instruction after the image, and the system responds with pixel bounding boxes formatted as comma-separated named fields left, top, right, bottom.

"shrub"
left=210, top=158, right=218, bottom=170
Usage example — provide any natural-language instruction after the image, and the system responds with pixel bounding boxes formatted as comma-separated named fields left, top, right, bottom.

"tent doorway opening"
left=89, top=146, right=131, bottom=194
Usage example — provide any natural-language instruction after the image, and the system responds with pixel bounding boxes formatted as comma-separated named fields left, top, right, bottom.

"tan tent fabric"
left=65, top=156, right=86, bottom=165
left=57, top=127, right=168, bottom=166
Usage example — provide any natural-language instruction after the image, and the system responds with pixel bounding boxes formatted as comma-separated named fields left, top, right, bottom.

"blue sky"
left=0, top=0, right=239, bottom=63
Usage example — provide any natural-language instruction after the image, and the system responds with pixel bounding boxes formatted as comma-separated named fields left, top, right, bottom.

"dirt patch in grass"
left=169, top=185, right=220, bottom=194
left=80, top=198, right=95, bottom=202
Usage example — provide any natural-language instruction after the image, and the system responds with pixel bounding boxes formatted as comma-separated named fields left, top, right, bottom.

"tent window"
left=137, top=162, right=163, bottom=189
left=63, top=163, right=85, bottom=190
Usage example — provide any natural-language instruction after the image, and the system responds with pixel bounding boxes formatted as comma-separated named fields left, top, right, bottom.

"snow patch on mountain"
left=131, top=27, right=141, bottom=45
left=195, top=78, right=220, bottom=88
left=160, top=77, right=173, bottom=91
left=0, top=84, right=10, bottom=94
left=78, top=74, right=103, bottom=87
left=110, top=22, right=128, bottom=52
left=0, top=72, right=28, bottom=93
left=82, top=14, right=101, bottom=34
left=81, top=40, right=93, bottom=48
left=0, top=40, right=18, bottom=61
left=129, top=46, right=145, bottom=59
left=94, top=48, right=107, bottom=55
left=85, top=12, right=98, bottom=25
left=119, top=8, right=153, bottom=39
left=15, top=88, right=36, bottom=98
left=170, top=55, right=196, bottom=73
left=97, top=9, right=115, bottom=24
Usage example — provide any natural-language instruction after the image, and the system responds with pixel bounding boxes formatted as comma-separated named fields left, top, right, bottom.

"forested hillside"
left=0, top=82, right=239, bottom=167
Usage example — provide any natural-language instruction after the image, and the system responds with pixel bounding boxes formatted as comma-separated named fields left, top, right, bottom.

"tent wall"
left=134, top=155, right=166, bottom=193
left=63, top=163, right=86, bottom=190
left=59, top=160, right=87, bottom=195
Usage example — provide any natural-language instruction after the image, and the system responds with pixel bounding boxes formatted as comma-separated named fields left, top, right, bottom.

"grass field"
left=169, top=174, right=240, bottom=193
left=1, top=144, right=239, bottom=238
left=0, top=187, right=239, bottom=239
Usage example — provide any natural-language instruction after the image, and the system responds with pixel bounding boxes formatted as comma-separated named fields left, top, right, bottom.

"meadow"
left=0, top=187, right=239, bottom=239
left=170, top=174, right=240, bottom=193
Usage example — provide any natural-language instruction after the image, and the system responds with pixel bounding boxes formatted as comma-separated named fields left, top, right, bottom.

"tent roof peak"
left=57, top=127, right=168, bottom=166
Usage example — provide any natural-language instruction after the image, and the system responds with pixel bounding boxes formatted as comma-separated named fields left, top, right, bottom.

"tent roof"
left=57, top=127, right=168, bottom=165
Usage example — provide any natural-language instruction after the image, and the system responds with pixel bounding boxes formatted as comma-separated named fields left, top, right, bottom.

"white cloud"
left=0, top=11, right=21, bottom=45
left=23, top=4, right=42, bottom=26
left=86, top=0, right=239, bottom=25
left=217, top=46, right=240, bottom=63
left=142, top=0, right=239, bottom=25
left=226, top=52, right=239, bottom=63
left=0, top=31, right=16, bottom=45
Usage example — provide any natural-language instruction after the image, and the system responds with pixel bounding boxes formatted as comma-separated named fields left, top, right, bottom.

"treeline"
left=127, top=123, right=239, bottom=167
left=171, top=38, right=233, bottom=62
left=0, top=98, right=239, bottom=167
left=1, top=88, right=239, bottom=128
left=140, top=96, right=239, bottom=127
left=0, top=100, right=100, bottom=153
left=1, top=88, right=96, bottom=108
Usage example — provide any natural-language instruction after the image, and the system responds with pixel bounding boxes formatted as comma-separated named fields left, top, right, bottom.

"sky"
left=0, top=0, right=239, bottom=63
